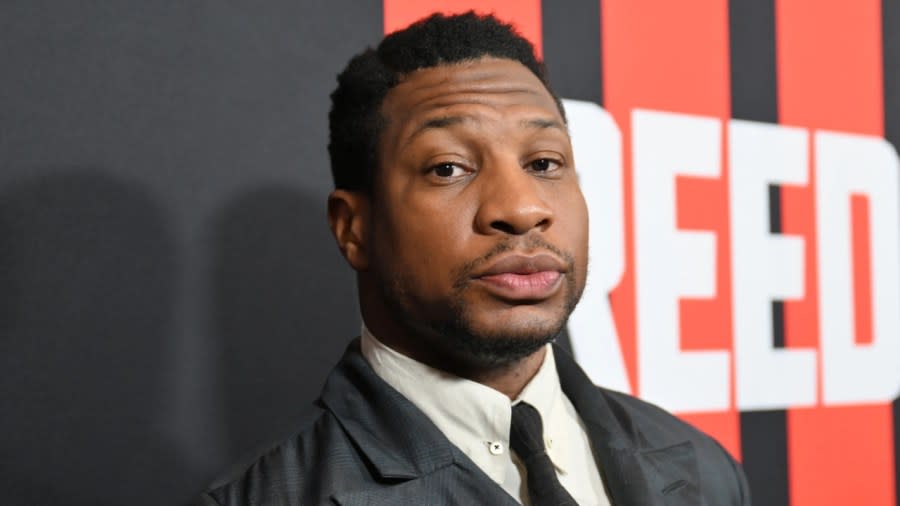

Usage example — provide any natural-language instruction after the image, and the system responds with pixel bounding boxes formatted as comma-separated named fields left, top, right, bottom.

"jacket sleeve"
left=715, top=437, right=752, bottom=505
left=732, top=454, right=752, bottom=505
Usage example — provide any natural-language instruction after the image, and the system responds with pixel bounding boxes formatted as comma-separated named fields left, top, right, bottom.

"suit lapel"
left=319, top=340, right=455, bottom=479
left=331, top=458, right=520, bottom=506
left=320, top=340, right=519, bottom=506
left=554, top=345, right=701, bottom=506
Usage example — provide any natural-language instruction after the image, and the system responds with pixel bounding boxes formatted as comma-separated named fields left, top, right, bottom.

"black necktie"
left=509, top=402, right=579, bottom=506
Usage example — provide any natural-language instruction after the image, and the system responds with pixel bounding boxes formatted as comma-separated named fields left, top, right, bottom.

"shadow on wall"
left=0, top=175, right=359, bottom=505
left=0, top=171, right=182, bottom=506
left=209, top=185, right=358, bottom=478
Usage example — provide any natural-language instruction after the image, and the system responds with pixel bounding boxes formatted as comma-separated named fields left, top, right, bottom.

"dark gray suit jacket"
left=197, top=340, right=751, bottom=505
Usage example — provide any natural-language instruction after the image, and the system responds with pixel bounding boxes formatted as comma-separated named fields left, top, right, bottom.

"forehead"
left=379, top=57, right=563, bottom=142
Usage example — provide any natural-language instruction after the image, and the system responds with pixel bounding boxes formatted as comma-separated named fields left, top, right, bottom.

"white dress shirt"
left=360, top=326, right=611, bottom=505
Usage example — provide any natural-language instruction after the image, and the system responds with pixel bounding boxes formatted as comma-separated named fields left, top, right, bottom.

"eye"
left=429, top=162, right=469, bottom=179
left=527, top=157, right=562, bottom=173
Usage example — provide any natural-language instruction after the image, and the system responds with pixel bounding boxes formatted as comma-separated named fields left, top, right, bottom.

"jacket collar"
left=318, top=339, right=457, bottom=480
left=320, top=339, right=700, bottom=506
left=319, top=340, right=518, bottom=505
left=554, top=344, right=701, bottom=505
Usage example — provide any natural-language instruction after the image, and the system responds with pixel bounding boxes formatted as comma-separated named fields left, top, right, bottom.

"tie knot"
left=509, top=402, right=579, bottom=505
left=510, top=402, right=546, bottom=459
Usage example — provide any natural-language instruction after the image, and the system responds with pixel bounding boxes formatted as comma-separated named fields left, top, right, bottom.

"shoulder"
left=596, top=387, right=752, bottom=504
left=599, top=387, right=714, bottom=444
left=198, top=406, right=374, bottom=506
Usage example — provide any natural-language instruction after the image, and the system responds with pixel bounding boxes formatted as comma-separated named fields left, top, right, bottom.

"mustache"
left=451, top=235, right=575, bottom=290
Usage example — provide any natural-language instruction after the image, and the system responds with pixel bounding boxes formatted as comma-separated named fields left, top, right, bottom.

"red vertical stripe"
left=851, top=196, right=873, bottom=346
left=602, top=0, right=741, bottom=459
left=776, top=0, right=895, bottom=504
left=382, top=0, right=542, bottom=57
left=788, top=406, right=894, bottom=505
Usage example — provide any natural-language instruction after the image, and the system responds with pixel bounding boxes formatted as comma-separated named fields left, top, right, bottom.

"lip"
left=475, top=253, right=567, bottom=277
left=473, top=253, right=566, bottom=301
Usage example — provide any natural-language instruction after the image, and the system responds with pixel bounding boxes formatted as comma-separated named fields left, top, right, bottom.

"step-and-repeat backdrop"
left=3, top=1, right=898, bottom=505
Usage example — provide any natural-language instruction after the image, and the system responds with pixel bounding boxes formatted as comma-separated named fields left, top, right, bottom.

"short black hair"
left=328, top=11, right=564, bottom=192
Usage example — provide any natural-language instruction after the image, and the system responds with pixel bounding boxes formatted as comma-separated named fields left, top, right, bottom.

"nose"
left=474, top=159, right=554, bottom=235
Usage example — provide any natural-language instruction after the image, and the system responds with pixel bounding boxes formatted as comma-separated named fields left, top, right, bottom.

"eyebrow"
left=405, top=115, right=567, bottom=146
left=519, top=117, right=567, bottom=132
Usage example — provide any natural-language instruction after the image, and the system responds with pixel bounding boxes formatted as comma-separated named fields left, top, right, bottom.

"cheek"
left=576, top=198, right=590, bottom=254
left=400, top=189, right=475, bottom=247
left=374, top=200, right=471, bottom=285
left=555, top=188, right=589, bottom=239
left=555, top=191, right=590, bottom=271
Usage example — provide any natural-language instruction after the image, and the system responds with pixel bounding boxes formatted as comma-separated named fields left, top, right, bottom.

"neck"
left=448, top=346, right=547, bottom=399
left=363, top=322, right=548, bottom=400
left=382, top=332, right=547, bottom=399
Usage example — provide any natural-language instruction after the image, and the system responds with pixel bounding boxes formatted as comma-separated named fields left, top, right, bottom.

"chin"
left=432, top=310, right=569, bottom=367
left=450, top=328, right=561, bottom=367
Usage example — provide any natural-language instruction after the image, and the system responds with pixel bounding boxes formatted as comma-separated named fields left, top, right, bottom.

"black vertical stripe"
left=768, top=184, right=786, bottom=350
left=882, top=1, right=900, bottom=504
left=769, top=184, right=783, bottom=234
left=884, top=3, right=900, bottom=142
left=771, top=300, right=785, bottom=349
left=740, top=410, right=790, bottom=500
left=541, top=0, right=603, bottom=103
left=729, top=2, right=778, bottom=122
left=730, top=1, right=790, bottom=505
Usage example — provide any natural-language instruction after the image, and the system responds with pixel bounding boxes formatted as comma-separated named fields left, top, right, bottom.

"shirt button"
left=489, top=442, right=505, bottom=455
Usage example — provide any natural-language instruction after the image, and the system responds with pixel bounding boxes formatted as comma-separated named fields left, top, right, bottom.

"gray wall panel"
left=0, top=2, right=382, bottom=504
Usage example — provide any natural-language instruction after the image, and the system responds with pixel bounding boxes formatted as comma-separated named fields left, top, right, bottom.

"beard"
left=379, top=236, right=583, bottom=368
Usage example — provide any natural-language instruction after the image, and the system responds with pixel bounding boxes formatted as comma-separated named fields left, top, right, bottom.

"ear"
left=327, top=189, right=370, bottom=271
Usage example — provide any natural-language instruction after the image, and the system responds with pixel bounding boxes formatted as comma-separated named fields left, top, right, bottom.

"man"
left=198, top=12, right=751, bottom=506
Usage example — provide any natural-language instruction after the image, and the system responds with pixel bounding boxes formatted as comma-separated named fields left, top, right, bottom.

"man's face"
left=365, top=57, right=588, bottom=364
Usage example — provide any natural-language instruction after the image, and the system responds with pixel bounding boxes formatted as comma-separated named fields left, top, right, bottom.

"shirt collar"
left=360, top=324, right=571, bottom=476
